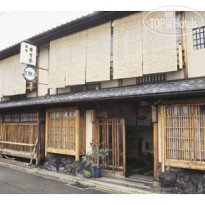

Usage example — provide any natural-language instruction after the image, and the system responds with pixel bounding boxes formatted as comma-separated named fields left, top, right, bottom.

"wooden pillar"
left=91, top=110, right=96, bottom=142
left=0, top=120, right=2, bottom=153
left=75, top=110, right=80, bottom=161
left=152, top=106, right=159, bottom=180
left=181, top=11, right=188, bottom=79
left=161, top=106, right=165, bottom=173
left=123, top=119, right=126, bottom=176
left=36, top=111, right=41, bottom=165
left=153, top=123, right=158, bottom=179
left=45, top=111, right=49, bottom=156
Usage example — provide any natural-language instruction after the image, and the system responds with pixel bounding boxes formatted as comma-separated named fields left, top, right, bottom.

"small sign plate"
left=22, top=66, right=37, bottom=82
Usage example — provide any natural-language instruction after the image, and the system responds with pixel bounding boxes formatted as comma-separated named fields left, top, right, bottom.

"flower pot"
left=93, top=167, right=101, bottom=178
left=84, top=174, right=92, bottom=178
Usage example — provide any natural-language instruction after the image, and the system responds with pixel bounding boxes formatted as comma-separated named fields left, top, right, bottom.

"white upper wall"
left=185, top=11, right=205, bottom=78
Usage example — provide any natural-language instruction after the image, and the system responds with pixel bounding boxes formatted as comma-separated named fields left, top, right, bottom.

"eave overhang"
left=0, top=77, right=205, bottom=110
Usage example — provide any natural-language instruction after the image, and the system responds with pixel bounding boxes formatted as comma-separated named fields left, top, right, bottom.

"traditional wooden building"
left=0, top=11, right=205, bottom=181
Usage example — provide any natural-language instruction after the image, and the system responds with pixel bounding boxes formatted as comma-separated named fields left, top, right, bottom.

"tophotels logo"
left=143, top=6, right=204, bottom=36
left=22, top=66, right=37, bottom=82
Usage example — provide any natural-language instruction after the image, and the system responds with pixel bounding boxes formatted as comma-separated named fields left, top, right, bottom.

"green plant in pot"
left=82, top=170, right=92, bottom=178
left=82, top=140, right=109, bottom=178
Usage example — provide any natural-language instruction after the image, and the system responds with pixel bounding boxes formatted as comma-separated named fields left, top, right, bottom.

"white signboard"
left=20, top=42, right=37, bottom=66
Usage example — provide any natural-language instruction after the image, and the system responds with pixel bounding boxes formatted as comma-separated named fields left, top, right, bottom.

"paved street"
left=0, top=165, right=107, bottom=194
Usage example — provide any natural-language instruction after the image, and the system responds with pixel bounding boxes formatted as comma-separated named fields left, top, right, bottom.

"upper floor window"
left=193, top=26, right=205, bottom=50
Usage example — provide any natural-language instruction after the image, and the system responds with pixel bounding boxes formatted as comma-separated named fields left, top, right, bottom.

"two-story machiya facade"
left=1, top=11, right=205, bottom=181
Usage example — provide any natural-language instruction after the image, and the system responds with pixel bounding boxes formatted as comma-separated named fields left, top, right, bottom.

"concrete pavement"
left=0, top=165, right=107, bottom=194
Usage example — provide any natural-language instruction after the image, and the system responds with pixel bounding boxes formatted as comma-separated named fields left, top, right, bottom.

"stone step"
left=96, top=177, right=153, bottom=191
left=126, top=176, right=154, bottom=184
left=81, top=179, right=153, bottom=194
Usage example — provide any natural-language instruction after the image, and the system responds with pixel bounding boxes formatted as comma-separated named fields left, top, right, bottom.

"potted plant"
left=82, top=140, right=109, bottom=178
left=82, top=170, right=92, bottom=178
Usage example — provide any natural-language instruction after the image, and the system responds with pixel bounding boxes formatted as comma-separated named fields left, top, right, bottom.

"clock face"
left=22, top=66, right=37, bottom=82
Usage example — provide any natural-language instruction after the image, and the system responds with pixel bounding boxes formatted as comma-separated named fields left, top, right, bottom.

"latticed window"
left=165, top=104, right=205, bottom=162
left=3, top=112, right=37, bottom=123
left=45, top=108, right=85, bottom=160
left=193, top=27, right=205, bottom=50
left=47, top=110, right=76, bottom=150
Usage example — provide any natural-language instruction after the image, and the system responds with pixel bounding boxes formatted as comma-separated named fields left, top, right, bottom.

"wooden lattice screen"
left=161, top=104, right=205, bottom=172
left=96, top=118, right=126, bottom=174
left=45, top=108, right=85, bottom=161
left=0, top=111, right=45, bottom=164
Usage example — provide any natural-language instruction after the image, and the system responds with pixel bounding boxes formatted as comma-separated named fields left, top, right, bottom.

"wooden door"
left=96, top=118, right=126, bottom=175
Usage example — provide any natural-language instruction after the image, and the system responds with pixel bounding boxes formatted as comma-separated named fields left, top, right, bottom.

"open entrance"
left=125, top=106, right=154, bottom=179
left=94, top=102, right=155, bottom=178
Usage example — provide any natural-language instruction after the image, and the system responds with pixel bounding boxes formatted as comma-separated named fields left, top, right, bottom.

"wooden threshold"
left=46, top=147, right=76, bottom=156
left=165, top=159, right=205, bottom=171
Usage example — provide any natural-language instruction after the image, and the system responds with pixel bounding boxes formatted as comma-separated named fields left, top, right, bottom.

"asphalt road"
left=0, top=165, right=107, bottom=194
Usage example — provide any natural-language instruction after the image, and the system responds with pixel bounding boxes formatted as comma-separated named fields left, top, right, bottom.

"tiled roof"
left=0, top=78, right=205, bottom=110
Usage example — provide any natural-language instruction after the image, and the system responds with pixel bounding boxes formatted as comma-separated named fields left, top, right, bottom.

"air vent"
left=136, top=73, right=166, bottom=85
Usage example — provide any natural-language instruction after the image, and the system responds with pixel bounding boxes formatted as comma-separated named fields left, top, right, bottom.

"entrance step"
left=126, top=174, right=154, bottom=183
left=93, top=175, right=155, bottom=193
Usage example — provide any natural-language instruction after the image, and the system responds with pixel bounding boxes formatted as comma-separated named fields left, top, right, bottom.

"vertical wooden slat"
left=36, top=111, right=41, bottom=165
left=92, top=110, right=96, bottom=142
left=45, top=111, right=49, bottom=156
left=75, top=110, right=80, bottom=161
left=203, top=112, right=205, bottom=161
left=106, top=119, right=109, bottom=169
left=112, top=119, right=114, bottom=170
left=115, top=119, right=117, bottom=169
left=123, top=118, right=126, bottom=176
left=161, top=105, right=165, bottom=173
left=153, top=122, right=158, bottom=180
left=193, top=107, right=196, bottom=161
left=188, top=105, right=191, bottom=161
left=117, top=120, right=120, bottom=169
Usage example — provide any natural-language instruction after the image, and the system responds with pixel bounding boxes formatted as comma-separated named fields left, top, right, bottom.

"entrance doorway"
left=125, top=107, right=154, bottom=178
left=94, top=102, right=154, bottom=178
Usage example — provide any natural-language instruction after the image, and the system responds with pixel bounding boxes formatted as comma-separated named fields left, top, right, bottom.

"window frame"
left=193, top=26, right=205, bottom=50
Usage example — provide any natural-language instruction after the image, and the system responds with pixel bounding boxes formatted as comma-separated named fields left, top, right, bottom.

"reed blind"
left=66, top=30, right=87, bottom=86
left=165, top=104, right=205, bottom=162
left=113, top=12, right=143, bottom=79
left=0, top=60, right=4, bottom=98
left=86, top=23, right=111, bottom=82
left=14, top=55, right=26, bottom=95
left=3, top=57, right=15, bottom=96
left=142, top=11, right=178, bottom=75
left=49, top=37, right=67, bottom=88
left=0, top=55, right=26, bottom=96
